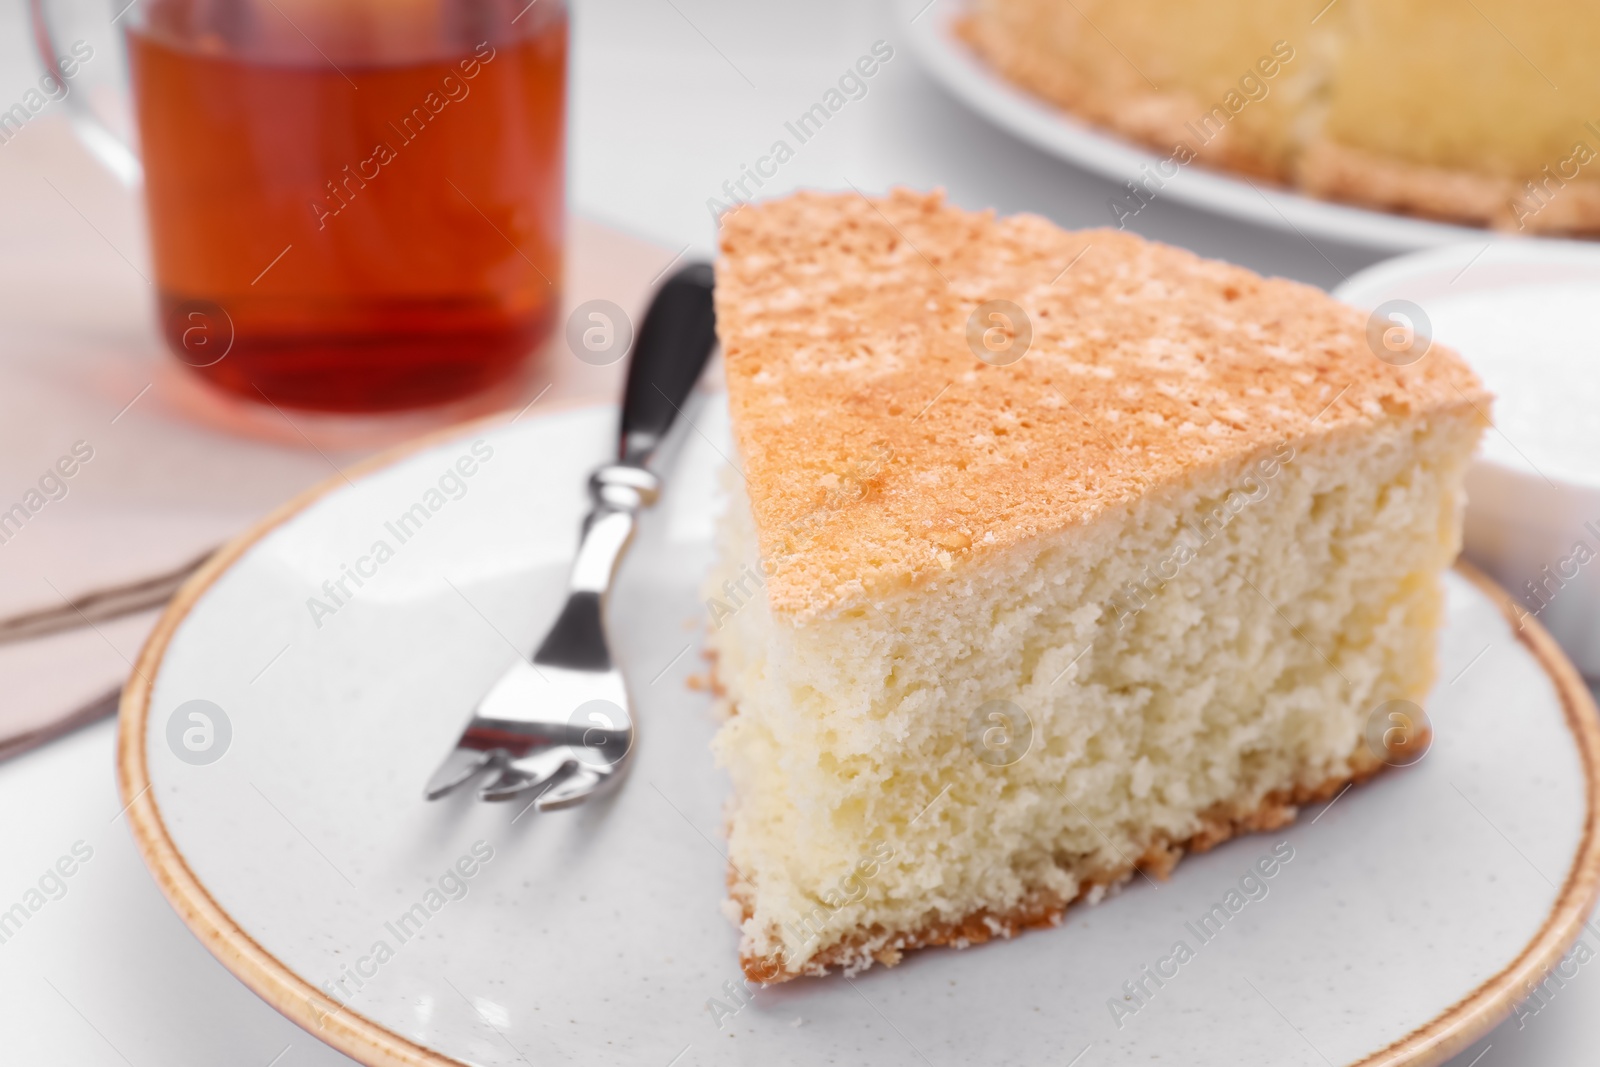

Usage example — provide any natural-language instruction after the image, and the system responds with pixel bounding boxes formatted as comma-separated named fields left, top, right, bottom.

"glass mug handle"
left=26, top=0, right=142, bottom=186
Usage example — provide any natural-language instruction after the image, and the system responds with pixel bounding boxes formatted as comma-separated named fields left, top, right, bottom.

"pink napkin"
left=0, top=114, right=679, bottom=754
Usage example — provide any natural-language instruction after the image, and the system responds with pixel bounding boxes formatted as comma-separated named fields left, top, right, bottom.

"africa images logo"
left=305, top=440, right=495, bottom=628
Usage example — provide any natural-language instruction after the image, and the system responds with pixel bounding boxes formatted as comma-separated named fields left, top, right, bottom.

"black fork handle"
left=617, top=262, right=717, bottom=468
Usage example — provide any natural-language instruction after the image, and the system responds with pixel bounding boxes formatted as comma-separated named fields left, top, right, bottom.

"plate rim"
left=116, top=405, right=1600, bottom=1067
left=898, top=0, right=1514, bottom=252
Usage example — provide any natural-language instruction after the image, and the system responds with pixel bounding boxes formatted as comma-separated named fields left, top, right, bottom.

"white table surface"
left=0, top=0, right=1588, bottom=1062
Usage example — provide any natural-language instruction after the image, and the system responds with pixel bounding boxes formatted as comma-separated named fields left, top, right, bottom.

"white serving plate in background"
left=899, top=0, right=1518, bottom=252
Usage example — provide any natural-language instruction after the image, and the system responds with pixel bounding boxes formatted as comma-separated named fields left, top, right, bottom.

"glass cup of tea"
left=31, top=0, right=566, bottom=412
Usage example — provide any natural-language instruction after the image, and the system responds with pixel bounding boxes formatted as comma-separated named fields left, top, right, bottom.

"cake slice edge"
left=708, top=401, right=1483, bottom=983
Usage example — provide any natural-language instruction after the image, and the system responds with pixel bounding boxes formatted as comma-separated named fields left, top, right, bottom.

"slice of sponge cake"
left=707, top=189, right=1487, bottom=981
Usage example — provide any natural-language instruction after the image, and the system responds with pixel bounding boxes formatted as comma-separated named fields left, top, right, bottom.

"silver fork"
left=424, top=263, right=718, bottom=808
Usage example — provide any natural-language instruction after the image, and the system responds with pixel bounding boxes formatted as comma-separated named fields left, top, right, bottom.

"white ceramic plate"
left=120, top=401, right=1600, bottom=1067
left=899, top=0, right=1509, bottom=252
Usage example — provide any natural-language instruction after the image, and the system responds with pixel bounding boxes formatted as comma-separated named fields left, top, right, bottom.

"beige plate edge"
left=115, top=408, right=1600, bottom=1067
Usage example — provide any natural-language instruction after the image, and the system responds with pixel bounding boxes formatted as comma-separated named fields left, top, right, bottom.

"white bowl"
left=1335, top=242, right=1600, bottom=678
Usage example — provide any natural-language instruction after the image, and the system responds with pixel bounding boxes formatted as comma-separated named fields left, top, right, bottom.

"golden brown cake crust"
left=736, top=748, right=1395, bottom=983
left=955, top=11, right=1285, bottom=182
left=1296, top=138, right=1600, bottom=235
left=715, top=189, right=1489, bottom=620
left=956, top=6, right=1600, bottom=234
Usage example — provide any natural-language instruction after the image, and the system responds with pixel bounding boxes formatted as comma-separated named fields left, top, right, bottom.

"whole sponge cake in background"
left=707, top=188, right=1489, bottom=981
left=959, top=0, right=1600, bottom=234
